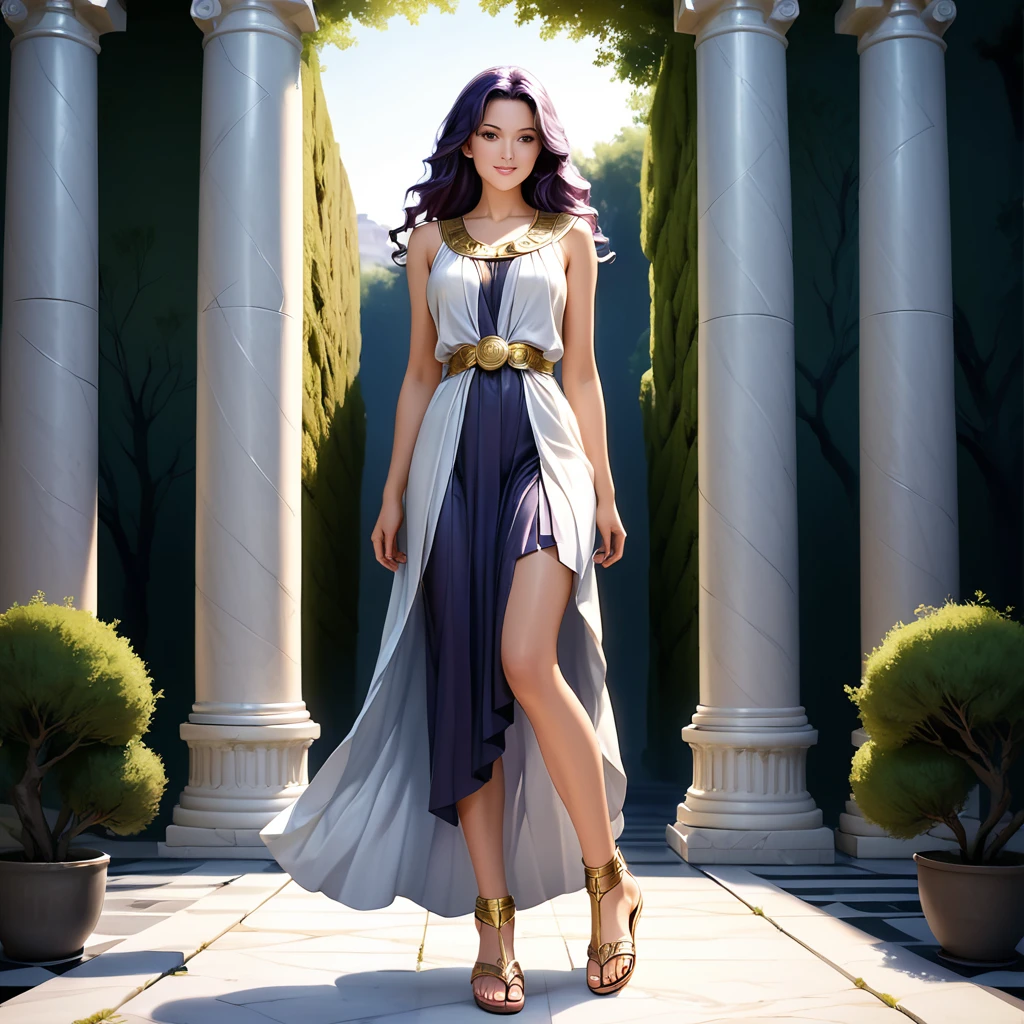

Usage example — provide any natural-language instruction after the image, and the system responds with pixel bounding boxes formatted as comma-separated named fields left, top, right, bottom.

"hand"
left=594, top=497, right=626, bottom=568
left=371, top=492, right=407, bottom=572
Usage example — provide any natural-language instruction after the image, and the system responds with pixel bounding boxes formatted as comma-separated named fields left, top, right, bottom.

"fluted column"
left=667, top=0, right=834, bottom=865
left=834, top=0, right=961, bottom=858
left=161, top=0, right=320, bottom=857
left=0, top=0, right=125, bottom=615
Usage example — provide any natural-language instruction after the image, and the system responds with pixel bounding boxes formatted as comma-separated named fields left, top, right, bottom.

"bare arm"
left=559, top=219, right=626, bottom=567
left=371, top=222, right=444, bottom=571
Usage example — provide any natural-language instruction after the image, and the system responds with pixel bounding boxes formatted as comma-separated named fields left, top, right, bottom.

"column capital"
left=836, top=0, right=955, bottom=53
left=674, top=0, right=798, bottom=46
left=2, top=0, right=125, bottom=51
left=191, top=0, right=316, bottom=44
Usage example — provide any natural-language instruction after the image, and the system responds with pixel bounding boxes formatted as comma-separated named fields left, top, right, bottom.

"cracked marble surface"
left=1, top=839, right=1016, bottom=1024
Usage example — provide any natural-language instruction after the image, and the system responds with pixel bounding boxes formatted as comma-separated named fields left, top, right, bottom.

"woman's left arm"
left=559, top=218, right=626, bottom=568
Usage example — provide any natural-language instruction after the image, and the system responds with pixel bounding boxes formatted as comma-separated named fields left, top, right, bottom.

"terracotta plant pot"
left=0, top=848, right=110, bottom=964
left=914, top=850, right=1024, bottom=965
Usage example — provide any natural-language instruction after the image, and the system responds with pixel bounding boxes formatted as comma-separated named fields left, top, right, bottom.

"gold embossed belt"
left=445, top=337, right=556, bottom=377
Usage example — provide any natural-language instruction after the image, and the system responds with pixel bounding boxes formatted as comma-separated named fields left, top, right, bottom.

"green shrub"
left=0, top=593, right=166, bottom=861
left=851, top=741, right=975, bottom=840
left=847, top=596, right=1024, bottom=863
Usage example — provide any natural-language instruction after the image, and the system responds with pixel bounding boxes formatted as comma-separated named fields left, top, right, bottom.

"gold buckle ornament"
left=444, top=338, right=555, bottom=378
left=476, top=335, right=510, bottom=371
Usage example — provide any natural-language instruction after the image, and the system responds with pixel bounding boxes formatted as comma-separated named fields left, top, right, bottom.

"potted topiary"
left=0, top=593, right=167, bottom=964
left=847, top=595, right=1024, bottom=965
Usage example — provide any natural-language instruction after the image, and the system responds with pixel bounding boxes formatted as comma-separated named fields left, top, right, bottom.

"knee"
left=501, top=641, right=554, bottom=707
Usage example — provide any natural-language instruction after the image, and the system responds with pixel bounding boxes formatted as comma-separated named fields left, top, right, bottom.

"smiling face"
left=461, top=97, right=542, bottom=197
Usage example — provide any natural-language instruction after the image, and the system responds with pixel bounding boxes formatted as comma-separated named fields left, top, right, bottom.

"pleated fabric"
left=423, top=362, right=557, bottom=825
left=423, top=255, right=558, bottom=825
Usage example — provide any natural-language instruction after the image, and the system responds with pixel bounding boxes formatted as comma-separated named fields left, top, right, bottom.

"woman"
left=261, top=66, right=641, bottom=1015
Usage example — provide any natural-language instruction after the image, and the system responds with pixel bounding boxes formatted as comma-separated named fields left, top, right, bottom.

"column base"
left=833, top=829, right=961, bottom=859
left=667, top=821, right=836, bottom=865
left=162, top=719, right=319, bottom=856
left=159, top=825, right=276, bottom=859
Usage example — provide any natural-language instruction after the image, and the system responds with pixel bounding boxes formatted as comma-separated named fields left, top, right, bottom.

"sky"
left=317, top=4, right=637, bottom=228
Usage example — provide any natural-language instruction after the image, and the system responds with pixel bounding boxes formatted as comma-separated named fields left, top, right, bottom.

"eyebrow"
left=480, top=124, right=536, bottom=132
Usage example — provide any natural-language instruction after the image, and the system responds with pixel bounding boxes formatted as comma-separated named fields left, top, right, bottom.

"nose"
left=501, top=139, right=514, bottom=162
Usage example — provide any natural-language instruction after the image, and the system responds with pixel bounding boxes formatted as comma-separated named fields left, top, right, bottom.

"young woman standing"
left=262, top=65, right=641, bottom=1016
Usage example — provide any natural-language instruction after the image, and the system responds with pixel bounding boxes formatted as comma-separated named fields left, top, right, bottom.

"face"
left=461, top=97, right=541, bottom=196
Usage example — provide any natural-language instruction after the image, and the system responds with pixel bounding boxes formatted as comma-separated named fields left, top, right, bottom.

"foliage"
left=57, top=741, right=166, bottom=837
left=310, top=0, right=457, bottom=51
left=300, top=51, right=367, bottom=739
left=0, top=594, right=165, bottom=862
left=637, top=35, right=699, bottom=781
left=851, top=741, right=975, bottom=841
left=847, top=596, right=1024, bottom=862
left=360, top=265, right=402, bottom=303
left=480, top=0, right=672, bottom=86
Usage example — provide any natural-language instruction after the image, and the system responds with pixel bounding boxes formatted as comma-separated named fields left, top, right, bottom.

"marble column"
left=0, top=0, right=125, bottom=615
left=833, top=0, right=961, bottom=858
left=161, top=0, right=320, bottom=858
left=668, top=0, right=834, bottom=865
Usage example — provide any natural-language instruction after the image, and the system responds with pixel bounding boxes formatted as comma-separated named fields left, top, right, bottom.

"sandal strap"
left=472, top=958, right=524, bottom=987
left=582, top=846, right=626, bottom=902
left=587, top=938, right=636, bottom=966
left=474, top=894, right=516, bottom=930
left=474, top=894, right=517, bottom=975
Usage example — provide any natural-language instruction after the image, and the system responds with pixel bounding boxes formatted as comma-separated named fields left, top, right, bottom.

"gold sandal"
left=471, top=894, right=525, bottom=1015
left=583, top=846, right=643, bottom=995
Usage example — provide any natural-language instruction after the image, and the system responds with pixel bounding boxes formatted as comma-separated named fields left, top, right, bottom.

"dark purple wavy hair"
left=389, top=66, right=613, bottom=265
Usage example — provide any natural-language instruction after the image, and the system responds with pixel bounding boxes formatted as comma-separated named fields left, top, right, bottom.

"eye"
left=519, top=135, right=536, bottom=144
left=480, top=131, right=498, bottom=140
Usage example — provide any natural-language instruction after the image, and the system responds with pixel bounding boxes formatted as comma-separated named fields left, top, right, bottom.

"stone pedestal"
left=0, top=0, right=125, bottom=615
left=161, top=0, right=320, bottom=858
left=833, top=0, right=959, bottom=859
left=668, top=0, right=833, bottom=865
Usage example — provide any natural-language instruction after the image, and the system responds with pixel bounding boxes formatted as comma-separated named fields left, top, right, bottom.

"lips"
left=494, top=167, right=517, bottom=175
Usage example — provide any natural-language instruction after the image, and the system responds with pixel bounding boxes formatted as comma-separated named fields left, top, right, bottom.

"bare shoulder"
left=561, top=215, right=598, bottom=270
left=408, top=220, right=443, bottom=269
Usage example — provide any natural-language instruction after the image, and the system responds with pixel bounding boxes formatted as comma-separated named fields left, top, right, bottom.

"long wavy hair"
left=389, top=66, right=612, bottom=265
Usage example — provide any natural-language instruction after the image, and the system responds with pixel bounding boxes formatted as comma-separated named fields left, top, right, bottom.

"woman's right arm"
left=371, top=222, right=444, bottom=571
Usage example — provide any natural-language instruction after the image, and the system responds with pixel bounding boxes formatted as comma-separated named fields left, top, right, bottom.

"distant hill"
left=357, top=214, right=398, bottom=267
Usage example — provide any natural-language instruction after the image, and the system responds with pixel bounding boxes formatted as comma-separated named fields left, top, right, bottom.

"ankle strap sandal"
left=583, top=846, right=643, bottom=995
left=471, top=894, right=525, bottom=1015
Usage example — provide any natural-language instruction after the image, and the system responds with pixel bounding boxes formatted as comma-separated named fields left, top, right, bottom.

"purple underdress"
left=421, top=255, right=558, bottom=826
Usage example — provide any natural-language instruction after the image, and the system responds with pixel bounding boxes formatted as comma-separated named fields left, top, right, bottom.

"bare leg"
left=457, top=757, right=523, bottom=1009
left=501, top=547, right=640, bottom=988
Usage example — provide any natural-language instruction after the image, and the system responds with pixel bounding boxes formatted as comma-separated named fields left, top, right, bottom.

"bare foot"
left=587, top=869, right=641, bottom=989
left=474, top=914, right=524, bottom=1010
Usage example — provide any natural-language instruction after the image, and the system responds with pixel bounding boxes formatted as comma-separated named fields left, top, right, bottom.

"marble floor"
left=0, top=842, right=1021, bottom=1024
left=746, top=856, right=1024, bottom=1001
left=1, top=788, right=1022, bottom=1024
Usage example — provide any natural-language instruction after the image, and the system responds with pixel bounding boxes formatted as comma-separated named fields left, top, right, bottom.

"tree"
left=792, top=98, right=859, bottom=504
left=0, top=595, right=166, bottom=862
left=98, top=228, right=195, bottom=658
left=310, top=0, right=458, bottom=50
left=480, top=2, right=672, bottom=87
left=483, top=2, right=694, bottom=781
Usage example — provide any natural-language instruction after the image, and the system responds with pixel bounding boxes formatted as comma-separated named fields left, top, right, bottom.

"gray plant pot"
left=914, top=850, right=1024, bottom=965
left=0, top=847, right=110, bottom=964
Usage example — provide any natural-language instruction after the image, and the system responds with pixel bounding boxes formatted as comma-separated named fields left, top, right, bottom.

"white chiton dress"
left=261, top=211, right=626, bottom=918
